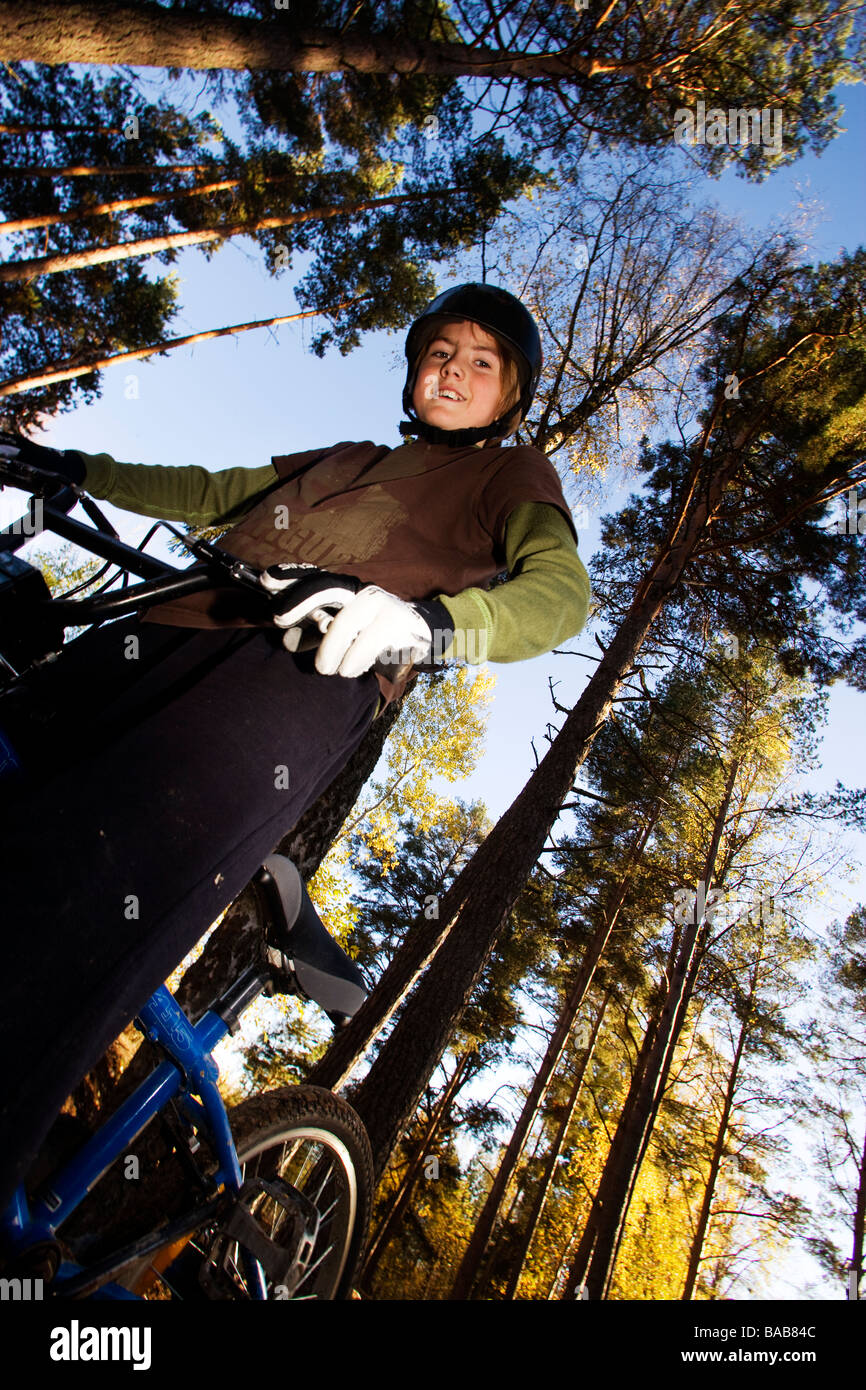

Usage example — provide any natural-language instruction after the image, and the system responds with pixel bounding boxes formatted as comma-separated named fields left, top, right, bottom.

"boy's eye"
left=429, top=349, right=494, bottom=369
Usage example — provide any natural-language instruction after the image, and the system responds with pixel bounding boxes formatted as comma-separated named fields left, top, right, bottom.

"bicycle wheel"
left=160, top=1085, right=373, bottom=1302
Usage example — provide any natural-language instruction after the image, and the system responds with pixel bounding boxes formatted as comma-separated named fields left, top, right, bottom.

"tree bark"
left=304, top=816, right=490, bottom=1096
left=0, top=122, right=121, bottom=134
left=448, top=980, right=588, bottom=1300
left=0, top=175, right=261, bottom=235
left=563, top=985, right=665, bottom=1297
left=850, top=1123, right=866, bottom=1300
left=360, top=1050, right=473, bottom=1291
left=562, top=756, right=740, bottom=1300
left=502, top=993, right=609, bottom=1300
left=0, top=304, right=354, bottom=397
left=605, top=872, right=740, bottom=1294
left=0, top=3, right=639, bottom=79
left=448, top=798, right=667, bottom=1301
left=0, top=190, right=450, bottom=283
left=3, top=163, right=209, bottom=177
left=681, top=981, right=754, bottom=1300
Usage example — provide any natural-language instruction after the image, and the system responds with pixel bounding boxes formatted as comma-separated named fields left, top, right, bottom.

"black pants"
left=0, top=617, right=379, bottom=1210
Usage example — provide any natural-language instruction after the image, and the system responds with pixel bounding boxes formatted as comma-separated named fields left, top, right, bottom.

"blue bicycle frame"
left=0, top=969, right=271, bottom=1300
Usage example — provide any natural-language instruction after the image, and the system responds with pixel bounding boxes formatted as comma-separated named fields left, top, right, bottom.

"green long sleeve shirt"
left=78, top=451, right=591, bottom=664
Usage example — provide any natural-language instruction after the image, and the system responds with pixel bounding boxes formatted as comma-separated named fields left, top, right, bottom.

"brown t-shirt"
left=146, top=437, right=576, bottom=702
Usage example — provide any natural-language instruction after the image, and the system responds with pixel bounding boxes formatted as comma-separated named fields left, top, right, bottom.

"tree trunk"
left=563, top=985, right=666, bottom=1296
left=850, top=1123, right=866, bottom=1300
left=681, top=986, right=753, bottom=1299
left=304, top=828, right=489, bottom=1096
left=3, top=163, right=209, bottom=177
left=0, top=4, right=629, bottom=79
left=448, top=798, right=667, bottom=1301
left=605, top=890, right=744, bottom=1296
left=360, top=1050, right=473, bottom=1291
left=502, top=992, right=610, bottom=1300
left=563, top=756, right=740, bottom=1300
left=0, top=305, right=353, bottom=397
left=0, top=122, right=122, bottom=134
left=447, top=982, right=587, bottom=1300
left=0, top=171, right=298, bottom=235
left=0, top=190, right=449, bottom=283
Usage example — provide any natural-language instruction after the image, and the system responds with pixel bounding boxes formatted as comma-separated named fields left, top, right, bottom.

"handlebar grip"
left=0, top=454, right=80, bottom=515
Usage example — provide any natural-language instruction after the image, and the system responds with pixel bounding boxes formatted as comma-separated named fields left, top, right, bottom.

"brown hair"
left=412, top=317, right=523, bottom=431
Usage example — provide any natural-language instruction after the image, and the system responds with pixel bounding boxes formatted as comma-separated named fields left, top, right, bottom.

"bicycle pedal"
left=255, top=857, right=368, bottom=1023
left=203, top=1176, right=319, bottom=1296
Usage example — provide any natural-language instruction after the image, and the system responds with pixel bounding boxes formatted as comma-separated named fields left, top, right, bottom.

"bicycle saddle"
left=253, top=855, right=368, bottom=1029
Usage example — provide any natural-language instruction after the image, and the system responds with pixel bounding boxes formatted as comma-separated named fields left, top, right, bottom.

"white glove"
left=315, top=585, right=433, bottom=678
left=265, top=566, right=359, bottom=652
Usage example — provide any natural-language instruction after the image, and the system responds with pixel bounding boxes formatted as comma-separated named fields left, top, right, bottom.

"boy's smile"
left=412, top=319, right=505, bottom=432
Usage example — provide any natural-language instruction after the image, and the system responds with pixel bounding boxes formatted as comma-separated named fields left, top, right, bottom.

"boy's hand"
left=268, top=566, right=360, bottom=651
left=315, top=586, right=433, bottom=678
left=0, top=431, right=86, bottom=484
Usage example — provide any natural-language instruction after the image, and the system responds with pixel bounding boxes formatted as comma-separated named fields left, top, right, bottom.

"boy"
left=0, top=283, right=590, bottom=1206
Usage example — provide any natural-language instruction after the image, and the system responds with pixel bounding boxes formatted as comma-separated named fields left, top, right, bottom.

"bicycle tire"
left=157, top=1085, right=374, bottom=1303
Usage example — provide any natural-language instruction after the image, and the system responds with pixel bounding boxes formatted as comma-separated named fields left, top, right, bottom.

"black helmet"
left=400, top=282, right=543, bottom=447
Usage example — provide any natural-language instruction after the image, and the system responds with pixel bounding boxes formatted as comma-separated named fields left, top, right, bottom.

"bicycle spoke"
left=291, top=1241, right=336, bottom=1294
left=280, top=1137, right=304, bottom=1173
left=311, top=1160, right=337, bottom=1203
left=267, top=1198, right=280, bottom=1241
left=293, top=1141, right=320, bottom=1189
left=317, top=1193, right=341, bottom=1226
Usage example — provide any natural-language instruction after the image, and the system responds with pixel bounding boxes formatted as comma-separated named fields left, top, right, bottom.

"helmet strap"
left=398, top=412, right=515, bottom=448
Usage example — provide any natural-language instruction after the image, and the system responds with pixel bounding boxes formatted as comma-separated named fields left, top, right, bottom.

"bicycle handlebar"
left=0, top=459, right=417, bottom=687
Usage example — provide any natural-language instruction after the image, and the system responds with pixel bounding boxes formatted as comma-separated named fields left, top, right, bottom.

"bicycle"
left=0, top=448, right=385, bottom=1301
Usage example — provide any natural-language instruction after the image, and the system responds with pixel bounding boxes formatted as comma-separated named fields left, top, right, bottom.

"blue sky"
left=2, top=70, right=864, bottom=1299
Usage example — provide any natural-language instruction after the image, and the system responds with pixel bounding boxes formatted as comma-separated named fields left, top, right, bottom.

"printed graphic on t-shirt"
left=232, top=485, right=410, bottom=570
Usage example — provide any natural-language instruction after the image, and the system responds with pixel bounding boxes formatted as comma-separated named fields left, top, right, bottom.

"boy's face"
left=412, top=319, right=507, bottom=433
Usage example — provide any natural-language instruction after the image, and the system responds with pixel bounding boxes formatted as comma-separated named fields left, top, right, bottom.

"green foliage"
left=800, top=909, right=866, bottom=1291
left=182, top=1, right=862, bottom=179
left=26, top=541, right=103, bottom=597
left=592, top=247, right=866, bottom=690
left=0, top=64, right=211, bottom=422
